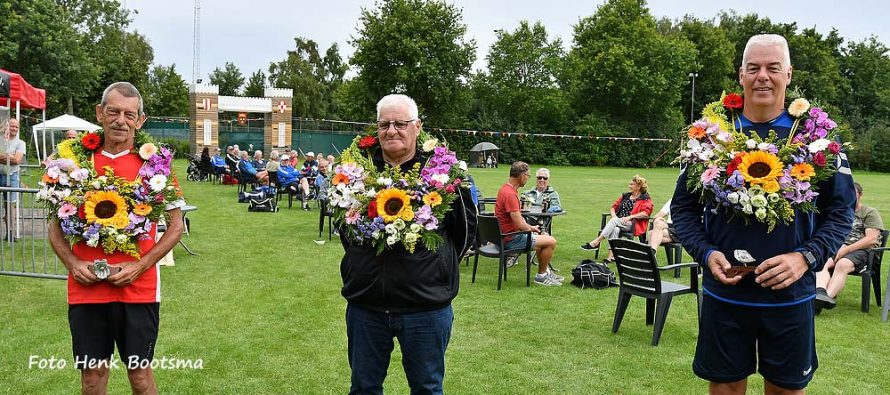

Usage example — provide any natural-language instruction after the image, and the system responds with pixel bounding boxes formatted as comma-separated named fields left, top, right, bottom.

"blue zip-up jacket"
left=239, top=160, right=258, bottom=176
left=278, top=165, right=298, bottom=185
left=671, top=111, right=855, bottom=306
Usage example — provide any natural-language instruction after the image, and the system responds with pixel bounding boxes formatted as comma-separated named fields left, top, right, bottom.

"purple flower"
left=415, top=205, right=439, bottom=230
left=813, top=128, right=827, bottom=139
left=726, top=171, right=745, bottom=189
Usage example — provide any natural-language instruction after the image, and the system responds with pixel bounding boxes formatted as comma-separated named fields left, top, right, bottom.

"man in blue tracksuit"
left=672, top=34, right=854, bottom=394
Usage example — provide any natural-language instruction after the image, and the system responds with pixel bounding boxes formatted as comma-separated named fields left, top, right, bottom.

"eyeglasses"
left=377, top=119, right=417, bottom=132
left=537, top=176, right=548, bottom=180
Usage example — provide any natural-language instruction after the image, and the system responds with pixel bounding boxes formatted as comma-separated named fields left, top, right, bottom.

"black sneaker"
left=579, top=243, right=599, bottom=251
left=815, top=288, right=836, bottom=311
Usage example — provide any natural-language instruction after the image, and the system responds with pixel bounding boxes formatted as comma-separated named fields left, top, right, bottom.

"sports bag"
left=248, top=196, right=278, bottom=212
left=571, top=259, right=617, bottom=289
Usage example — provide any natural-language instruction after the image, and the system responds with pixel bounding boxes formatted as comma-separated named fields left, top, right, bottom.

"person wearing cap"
left=278, top=154, right=299, bottom=189
left=296, top=152, right=319, bottom=211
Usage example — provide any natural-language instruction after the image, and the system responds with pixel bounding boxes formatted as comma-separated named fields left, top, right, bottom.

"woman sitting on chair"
left=580, top=175, right=653, bottom=263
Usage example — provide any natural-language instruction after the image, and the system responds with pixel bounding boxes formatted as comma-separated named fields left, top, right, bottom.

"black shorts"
left=693, top=296, right=817, bottom=390
left=68, top=303, right=160, bottom=369
left=840, top=249, right=870, bottom=273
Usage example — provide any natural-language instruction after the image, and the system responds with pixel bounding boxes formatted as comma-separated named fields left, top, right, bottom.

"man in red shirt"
left=494, top=161, right=560, bottom=285
left=48, top=82, right=184, bottom=395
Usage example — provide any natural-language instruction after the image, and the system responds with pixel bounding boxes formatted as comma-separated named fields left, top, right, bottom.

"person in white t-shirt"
left=0, top=118, right=26, bottom=241
left=647, top=199, right=678, bottom=252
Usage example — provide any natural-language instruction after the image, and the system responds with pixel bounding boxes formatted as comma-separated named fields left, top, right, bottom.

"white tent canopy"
left=31, top=114, right=101, bottom=161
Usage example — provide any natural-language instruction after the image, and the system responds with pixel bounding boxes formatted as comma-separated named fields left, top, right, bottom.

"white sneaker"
left=548, top=271, right=565, bottom=282
left=505, top=254, right=518, bottom=268
left=535, top=273, right=562, bottom=286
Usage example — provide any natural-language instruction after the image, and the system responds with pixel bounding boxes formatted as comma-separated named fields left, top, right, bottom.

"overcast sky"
left=127, top=0, right=889, bottom=84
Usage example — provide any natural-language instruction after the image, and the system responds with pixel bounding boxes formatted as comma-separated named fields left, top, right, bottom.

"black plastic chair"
left=318, top=199, right=335, bottom=240
left=477, top=197, right=497, bottom=214
left=609, top=238, right=699, bottom=346
left=849, top=229, right=889, bottom=313
left=593, top=213, right=649, bottom=260
left=471, top=214, right=534, bottom=290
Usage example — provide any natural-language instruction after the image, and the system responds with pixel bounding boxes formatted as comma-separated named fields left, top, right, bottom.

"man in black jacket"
left=339, top=94, right=476, bottom=395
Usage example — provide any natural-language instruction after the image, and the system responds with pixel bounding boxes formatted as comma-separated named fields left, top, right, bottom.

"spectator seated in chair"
left=580, top=175, right=653, bottom=263
left=814, top=182, right=884, bottom=314
left=495, top=161, right=561, bottom=286
left=522, top=167, right=563, bottom=213
left=296, top=151, right=320, bottom=210
left=210, top=147, right=227, bottom=175
left=265, top=150, right=281, bottom=173
left=251, top=150, right=268, bottom=171
left=238, top=151, right=269, bottom=185
left=647, top=199, right=678, bottom=252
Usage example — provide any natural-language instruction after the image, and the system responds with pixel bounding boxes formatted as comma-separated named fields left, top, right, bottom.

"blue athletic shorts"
left=693, top=295, right=817, bottom=390
left=504, top=233, right=535, bottom=251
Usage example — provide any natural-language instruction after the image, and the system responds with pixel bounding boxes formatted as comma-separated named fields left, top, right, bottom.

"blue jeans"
left=346, top=304, right=453, bottom=395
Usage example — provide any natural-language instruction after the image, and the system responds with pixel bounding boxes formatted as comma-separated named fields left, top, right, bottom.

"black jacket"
left=339, top=149, right=477, bottom=313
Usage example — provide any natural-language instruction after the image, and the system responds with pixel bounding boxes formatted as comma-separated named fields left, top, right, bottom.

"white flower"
left=371, top=230, right=382, bottom=240
left=47, top=167, right=60, bottom=179
left=394, top=219, right=406, bottom=230
left=167, top=186, right=174, bottom=191
left=91, top=181, right=102, bottom=189
left=149, top=175, right=168, bottom=192
left=98, top=176, right=108, bottom=183
left=422, top=138, right=439, bottom=152
left=739, top=194, right=751, bottom=205
left=386, top=236, right=398, bottom=246
left=788, top=98, right=810, bottom=117
left=808, top=139, right=830, bottom=153
left=727, top=192, right=740, bottom=204
left=751, top=194, right=768, bottom=208
left=458, top=161, right=468, bottom=171
left=404, top=232, right=419, bottom=244
left=365, top=188, right=377, bottom=198
left=384, top=224, right=397, bottom=234
left=115, top=234, right=128, bottom=244
left=715, top=132, right=732, bottom=143
left=70, top=168, right=89, bottom=182
left=377, top=177, right=392, bottom=187
left=410, top=223, right=422, bottom=233
left=768, top=193, right=781, bottom=203
left=757, top=142, right=771, bottom=151
left=755, top=208, right=767, bottom=220
left=431, top=174, right=449, bottom=185
left=86, top=236, right=99, bottom=247
left=746, top=139, right=757, bottom=149
left=139, top=143, right=158, bottom=160
left=742, top=204, right=753, bottom=214
left=687, top=139, right=701, bottom=150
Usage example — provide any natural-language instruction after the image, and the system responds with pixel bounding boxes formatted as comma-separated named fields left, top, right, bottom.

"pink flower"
left=445, top=184, right=456, bottom=193
left=813, top=152, right=827, bottom=167
left=58, top=203, right=77, bottom=219
left=700, top=166, right=721, bottom=184
left=828, top=141, right=841, bottom=155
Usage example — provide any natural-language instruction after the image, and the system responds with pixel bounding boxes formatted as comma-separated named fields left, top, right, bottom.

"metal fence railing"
left=0, top=187, right=66, bottom=280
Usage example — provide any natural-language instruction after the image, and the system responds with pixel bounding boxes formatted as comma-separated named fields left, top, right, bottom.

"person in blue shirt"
left=210, top=147, right=227, bottom=175
left=671, top=34, right=855, bottom=395
left=237, top=151, right=269, bottom=185
left=277, top=155, right=299, bottom=187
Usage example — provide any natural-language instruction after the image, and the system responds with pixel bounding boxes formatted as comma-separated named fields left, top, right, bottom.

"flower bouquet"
left=328, top=131, right=469, bottom=254
left=675, top=92, right=846, bottom=232
left=37, top=132, right=181, bottom=258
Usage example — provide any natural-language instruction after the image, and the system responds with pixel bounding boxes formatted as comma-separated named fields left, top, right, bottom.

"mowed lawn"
left=1, top=162, right=889, bottom=394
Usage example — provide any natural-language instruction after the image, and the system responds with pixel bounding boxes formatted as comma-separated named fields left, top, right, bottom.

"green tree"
left=0, top=0, right=99, bottom=116
left=347, top=0, right=476, bottom=126
left=472, top=21, right=572, bottom=131
left=568, top=0, right=695, bottom=136
left=143, top=64, right=188, bottom=117
left=663, top=16, right=736, bottom=122
left=787, top=28, right=845, bottom=104
left=209, top=62, right=244, bottom=96
left=268, top=38, right=346, bottom=118
left=244, top=69, right=267, bottom=98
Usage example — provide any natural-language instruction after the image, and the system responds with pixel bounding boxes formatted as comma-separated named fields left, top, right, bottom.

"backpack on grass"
left=571, top=259, right=617, bottom=289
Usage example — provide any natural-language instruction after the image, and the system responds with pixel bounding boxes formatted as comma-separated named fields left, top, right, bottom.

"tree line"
left=4, top=0, right=890, bottom=170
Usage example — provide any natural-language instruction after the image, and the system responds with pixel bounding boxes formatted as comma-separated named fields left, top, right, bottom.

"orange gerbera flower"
left=332, top=173, right=350, bottom=185
left=790, top=163, right=816, bottom=181
left=422, top=191, right=443, bottom=207
left=133, top=203, right=152, bottom=216
left=42, top=173, right=58, bottom=184
left=688, top=126, right=706, bottom=139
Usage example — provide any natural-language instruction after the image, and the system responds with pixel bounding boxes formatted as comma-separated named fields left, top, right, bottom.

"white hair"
left=270, top=150, right=280, bottom=160
left=741, top=34, right=791, bottom=68
left=254, top=150, right=263, bottom=157
left=376, top=94, right=419, bottom=120
left=100, top=82, right=145, bottom=116
left=537, top=168, right=550, bottom=178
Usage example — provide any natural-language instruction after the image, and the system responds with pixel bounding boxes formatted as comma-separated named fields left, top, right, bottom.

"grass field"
left=1, top=162, right=889, bottom=394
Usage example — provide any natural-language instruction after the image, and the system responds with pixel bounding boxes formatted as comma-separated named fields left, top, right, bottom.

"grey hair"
left=741, top=34, right=791, bottom=68
left=377, top=94, right=419, bottom=120
left=240, top=151, right=249, bottom=159
left=536, top=168, right=550, bottom=178
left=270, top=150, right=280, bottom=160
left=254, top=150, right=263, bottom=157
left=100, top=82, right=145, bottom=116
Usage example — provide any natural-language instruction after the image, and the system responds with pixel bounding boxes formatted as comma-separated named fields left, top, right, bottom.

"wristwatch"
left=799, top=250, right=818, bottom=269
